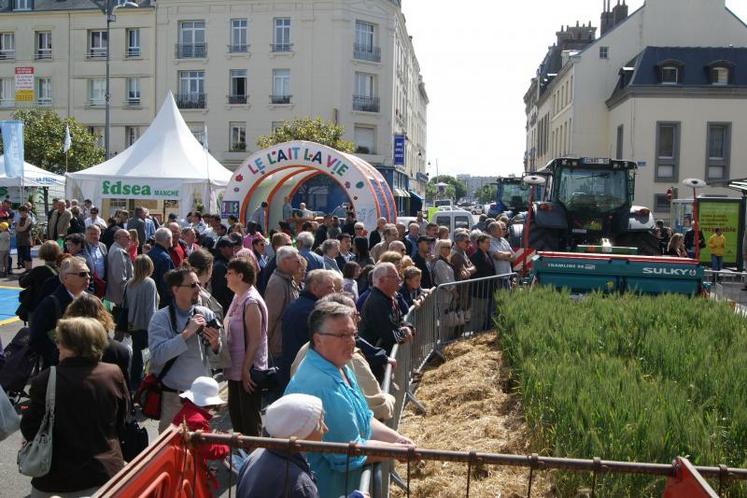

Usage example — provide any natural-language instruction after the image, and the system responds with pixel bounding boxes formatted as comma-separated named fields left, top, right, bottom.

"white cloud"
left=402, top=0, right=747, bottom=178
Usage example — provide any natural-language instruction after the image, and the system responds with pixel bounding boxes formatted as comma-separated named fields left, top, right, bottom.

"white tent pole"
left=203, top=124, right=211, bottom=214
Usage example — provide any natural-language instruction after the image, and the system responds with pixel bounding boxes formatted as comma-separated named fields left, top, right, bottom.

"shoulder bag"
left=241, top=301, right=279, bottom=391
left=133, top=306, right=179, bottom=420
left=17, top=366, right=56, bottom=477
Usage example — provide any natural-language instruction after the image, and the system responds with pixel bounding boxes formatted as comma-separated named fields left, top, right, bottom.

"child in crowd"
left=342, top=261, right=361, bottom=300
left=0, top=222, right=10, bottom=277
left=400, top=266, right=425, bottom=309
left=172, top=377, right=230, bottom=493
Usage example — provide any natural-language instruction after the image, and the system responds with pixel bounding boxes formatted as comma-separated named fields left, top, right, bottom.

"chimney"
left=612, top=0, right=629, bottom=26
left=600, top=0, right=614, bottom=36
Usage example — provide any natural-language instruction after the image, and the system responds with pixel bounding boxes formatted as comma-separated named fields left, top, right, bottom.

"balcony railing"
left=126, top=47, right=141, bottom=57
left=270, top=43, right=293, bottom=53
left=228, top=43, right=249, bottom=53
left=270, top=94, right=291, bottom=104
left=354, top=44, right=381, bottom=62
left=175, top=43, right=207, bottom=59
left=35, top=48, right=52, bottom=60
left=353, top=95, right=379, bottom=112
left=230, top=142, right=247, bottom=152
left=88, top=98, right=105, bottom=107
left=126, top=96, right=141, bottom=106
left=87, top=47, right=107, bottom=59
left=0, top=50, right=15, bottom=60
left=0, top=99, right=15, bottom=108
left=37, top=97, right=52, bottom=107
left=176, top=93, right=206, bottom=109
left=227, top=94, right=247, bottom=104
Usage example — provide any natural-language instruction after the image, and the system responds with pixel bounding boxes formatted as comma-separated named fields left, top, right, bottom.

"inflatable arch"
left=222, top=141, right=397, bottom=232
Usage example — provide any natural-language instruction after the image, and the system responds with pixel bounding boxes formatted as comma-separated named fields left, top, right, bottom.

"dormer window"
left=711, top=67, right=729, bottom=85
left=661, top=66, right=679, bottom=85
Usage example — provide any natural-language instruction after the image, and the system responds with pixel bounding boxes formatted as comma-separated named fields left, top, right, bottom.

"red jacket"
left=172, top=400, right=230, bottom=462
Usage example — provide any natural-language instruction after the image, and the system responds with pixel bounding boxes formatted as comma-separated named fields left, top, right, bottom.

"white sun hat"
left=263, top=393, right=324, bottom=439
left=179, top=376, right=226, bottom=407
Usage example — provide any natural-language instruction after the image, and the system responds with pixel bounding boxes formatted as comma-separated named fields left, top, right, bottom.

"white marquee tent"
left=0, top=156, right=65, bottom=188
left=66, top=92, right=232, bottom=217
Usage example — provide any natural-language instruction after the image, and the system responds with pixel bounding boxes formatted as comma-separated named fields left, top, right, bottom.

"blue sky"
left=402, top=0, right=747, bottom=179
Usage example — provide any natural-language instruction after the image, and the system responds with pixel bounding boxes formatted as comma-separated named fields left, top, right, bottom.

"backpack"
left=0, top=328, right=39, bottom=394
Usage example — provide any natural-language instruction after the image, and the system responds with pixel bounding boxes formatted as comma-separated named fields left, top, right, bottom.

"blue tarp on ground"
left=0, top=287, right=19, bottom=321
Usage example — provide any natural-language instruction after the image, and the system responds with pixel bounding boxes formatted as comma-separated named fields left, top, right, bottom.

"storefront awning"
left=394, top=189, right=411, bottom=198
left=408, top=190, right=424, bottom=202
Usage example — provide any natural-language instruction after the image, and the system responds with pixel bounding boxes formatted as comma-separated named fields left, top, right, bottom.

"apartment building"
left=0, top=0, right=428, bottom=196
left=524, top=0, right=747, bottom=215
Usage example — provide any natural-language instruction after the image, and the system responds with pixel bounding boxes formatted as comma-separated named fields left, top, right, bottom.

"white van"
left=430, top=209, right=474, bottom=233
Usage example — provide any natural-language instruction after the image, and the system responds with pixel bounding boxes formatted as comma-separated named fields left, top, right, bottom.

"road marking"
left=0, top=316, right=19, bottom=326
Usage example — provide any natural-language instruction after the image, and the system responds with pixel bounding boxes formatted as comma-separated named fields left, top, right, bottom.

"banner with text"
left=14, top=67, right=33, bottom=102
left=1, top=120, right=24, bottom=179
left=697, top=197, right=744, bottom=268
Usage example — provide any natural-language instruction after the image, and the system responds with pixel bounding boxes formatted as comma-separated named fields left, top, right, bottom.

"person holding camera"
left=224, top=257, right=269, bottom=436
left=147, top=267, right=223, bottom=432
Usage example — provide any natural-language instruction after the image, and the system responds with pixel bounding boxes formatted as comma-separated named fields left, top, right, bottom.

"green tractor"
left=519, top=157, right=660, bottom=255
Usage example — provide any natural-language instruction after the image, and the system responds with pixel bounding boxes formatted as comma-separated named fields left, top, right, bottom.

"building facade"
left=524, top=0, right=747, bottom=216
left=0, top=0, right=428, bottom=198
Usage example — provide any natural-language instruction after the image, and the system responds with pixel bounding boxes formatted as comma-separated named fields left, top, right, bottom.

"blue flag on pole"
left=1, top=120, right=24, bottom=178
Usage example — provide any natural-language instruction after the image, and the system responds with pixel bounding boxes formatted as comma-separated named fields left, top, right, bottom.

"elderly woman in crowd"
left=321, top=238, right=342, bottom=273
left=122, top=254, right=159, bottom=389
left=21, top=317, right=129, bottom=498
left=224, top=257, right=268, bottom=436
left=432, top=239, right=458, bottom=335
left=285, top=300, right=412, bottom=498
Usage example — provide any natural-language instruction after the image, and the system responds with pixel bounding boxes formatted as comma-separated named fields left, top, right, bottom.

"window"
left=88, top=30, right=107, bottom=58
left=36, top=77, right=51, bottom=105
left=354, top=21, right=380, bottom=62
left=126, top=77, right=140, bottom=104
left=88, top=126, right=104, bottom=148
left=272, top=18, right=291, bottom=52
left=599, top=46, right=608, bottom=59
left=660, top=66, right=679, bottom=85
left=653, top=194, right=671, bottom=213
left=271, top=69, right=290, bottom=103
left=229, top=19, right=248, bottom=52
left=706, top=123, right=730, bottom=181
left=126, top=28, right=140, bottom=57
left=655, top=122, right=680, bottom=181
left=354, top=125, right=375, bottom=154
left=125, top=126, right=141, bottom=147
left=35, top=31, right=52, bottom=59
left=178, top=21, right=206, bottom=58
left=229, top=122, right=246, bottom=152
left=711, top=67, right=729, bottom=86
left=13, top=0, right=31, bottom=11
left=177, top=71, right=205, bottom=108
left=271, top=121, right=284, bottom=132
left=189, top=123, right=205, bottom=146
left=0, top=33, right=15, bottom=59
left=0, top=78, right=13, bottom=107
left=354, top=72, right=378, bottom=112
left=88, top=79, right=105, bottom=106
left=615, top=125, right=624, bottom=160
left=228, top=69, right=247, bottom=104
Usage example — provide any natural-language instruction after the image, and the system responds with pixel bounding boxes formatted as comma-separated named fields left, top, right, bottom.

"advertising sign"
left=697, top=197, right=745, bottom=269
left=14, top=67, right=33, bottom=102
left=99, top=179, right=180, bottom=199
left=0, top=120, right=24, bottom=179
left=393, top=134, right=405, bottom=166
left=221, top=200, right=239, bottom=219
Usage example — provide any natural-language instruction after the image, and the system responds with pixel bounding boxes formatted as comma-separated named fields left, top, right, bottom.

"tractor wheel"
left=617, top=231, right=660, bottom=256
left=528, top=220, right=561, bottom=251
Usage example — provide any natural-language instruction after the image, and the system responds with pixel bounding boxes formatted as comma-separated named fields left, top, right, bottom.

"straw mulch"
left=391, top=333, right=554, bottom=498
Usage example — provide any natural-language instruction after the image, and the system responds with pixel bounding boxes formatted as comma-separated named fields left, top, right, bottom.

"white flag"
left=63, top=125, right=72, bottom=153
left=202, top=124, right=208, bottom=151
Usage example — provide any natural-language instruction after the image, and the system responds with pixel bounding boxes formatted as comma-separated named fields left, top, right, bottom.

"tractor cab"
left=495, top=176, right=535, bottom=217
left=525, top=157, right=658, bottom=254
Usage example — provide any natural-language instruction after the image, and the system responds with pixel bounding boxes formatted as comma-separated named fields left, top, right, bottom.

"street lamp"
left=91, top=0, right=139, bottom=159
left=682, top=177, right=707, bottom=260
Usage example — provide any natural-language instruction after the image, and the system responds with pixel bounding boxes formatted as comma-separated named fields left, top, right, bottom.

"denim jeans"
left=129, top=329, right=148, bottom=391
left=711, top=255, right=723, bottom=271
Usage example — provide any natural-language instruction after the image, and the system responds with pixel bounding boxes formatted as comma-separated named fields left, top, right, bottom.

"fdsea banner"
left=698, top=197, right=745, bottom=268
left=100, top=179, right=180, bottom=199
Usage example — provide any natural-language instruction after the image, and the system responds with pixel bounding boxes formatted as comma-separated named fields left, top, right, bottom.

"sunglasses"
left=71, top=271, right=90, bottom=278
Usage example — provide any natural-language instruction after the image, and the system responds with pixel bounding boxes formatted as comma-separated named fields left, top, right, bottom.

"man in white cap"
left=237, top=393, right=326, bottom=498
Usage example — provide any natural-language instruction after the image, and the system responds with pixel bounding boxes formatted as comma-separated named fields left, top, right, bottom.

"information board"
left=14, top=67, right=33, bottom=102
left=697, top=197, right=745, bottom=269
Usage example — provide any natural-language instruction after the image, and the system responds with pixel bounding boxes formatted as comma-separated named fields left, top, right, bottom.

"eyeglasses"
left=178, top=282, right=201, bottom=289
left=317, top=332, right=358, bottom=340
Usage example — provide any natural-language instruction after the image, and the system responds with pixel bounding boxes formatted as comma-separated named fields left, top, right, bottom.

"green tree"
left=476, top=184, right=497, bottom=204
left=257, top=117, right=355, bottom=152
left=426, top=175, right=467, bottom=201
left=0, top=109, right=104, bottom=175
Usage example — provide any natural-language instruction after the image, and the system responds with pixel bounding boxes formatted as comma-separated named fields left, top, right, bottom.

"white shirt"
left=85, top=216, right=107, bottom=230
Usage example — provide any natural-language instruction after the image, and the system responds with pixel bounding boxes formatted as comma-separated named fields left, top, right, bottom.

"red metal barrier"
left=663, top=457, right=719, bottom=498
left=93, top=425, right=212, bottom=498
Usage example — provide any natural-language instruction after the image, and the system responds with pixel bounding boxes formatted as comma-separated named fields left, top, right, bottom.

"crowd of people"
left=6, top=199, right=523, bottom=498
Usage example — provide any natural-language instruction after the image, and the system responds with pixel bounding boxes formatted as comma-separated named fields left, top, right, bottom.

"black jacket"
left=359, top=287, right=405, bottom=353
left=21, top=358, right=129, bottom=493
left=30, top=284, right=73, bottom=367
left=368, top=229, right=381, bottom=249
left=412, top=253, right=433, bottom=289
left=469, top=249, right=497, bottom=298
left=210, top=255, right=233, bottom=313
